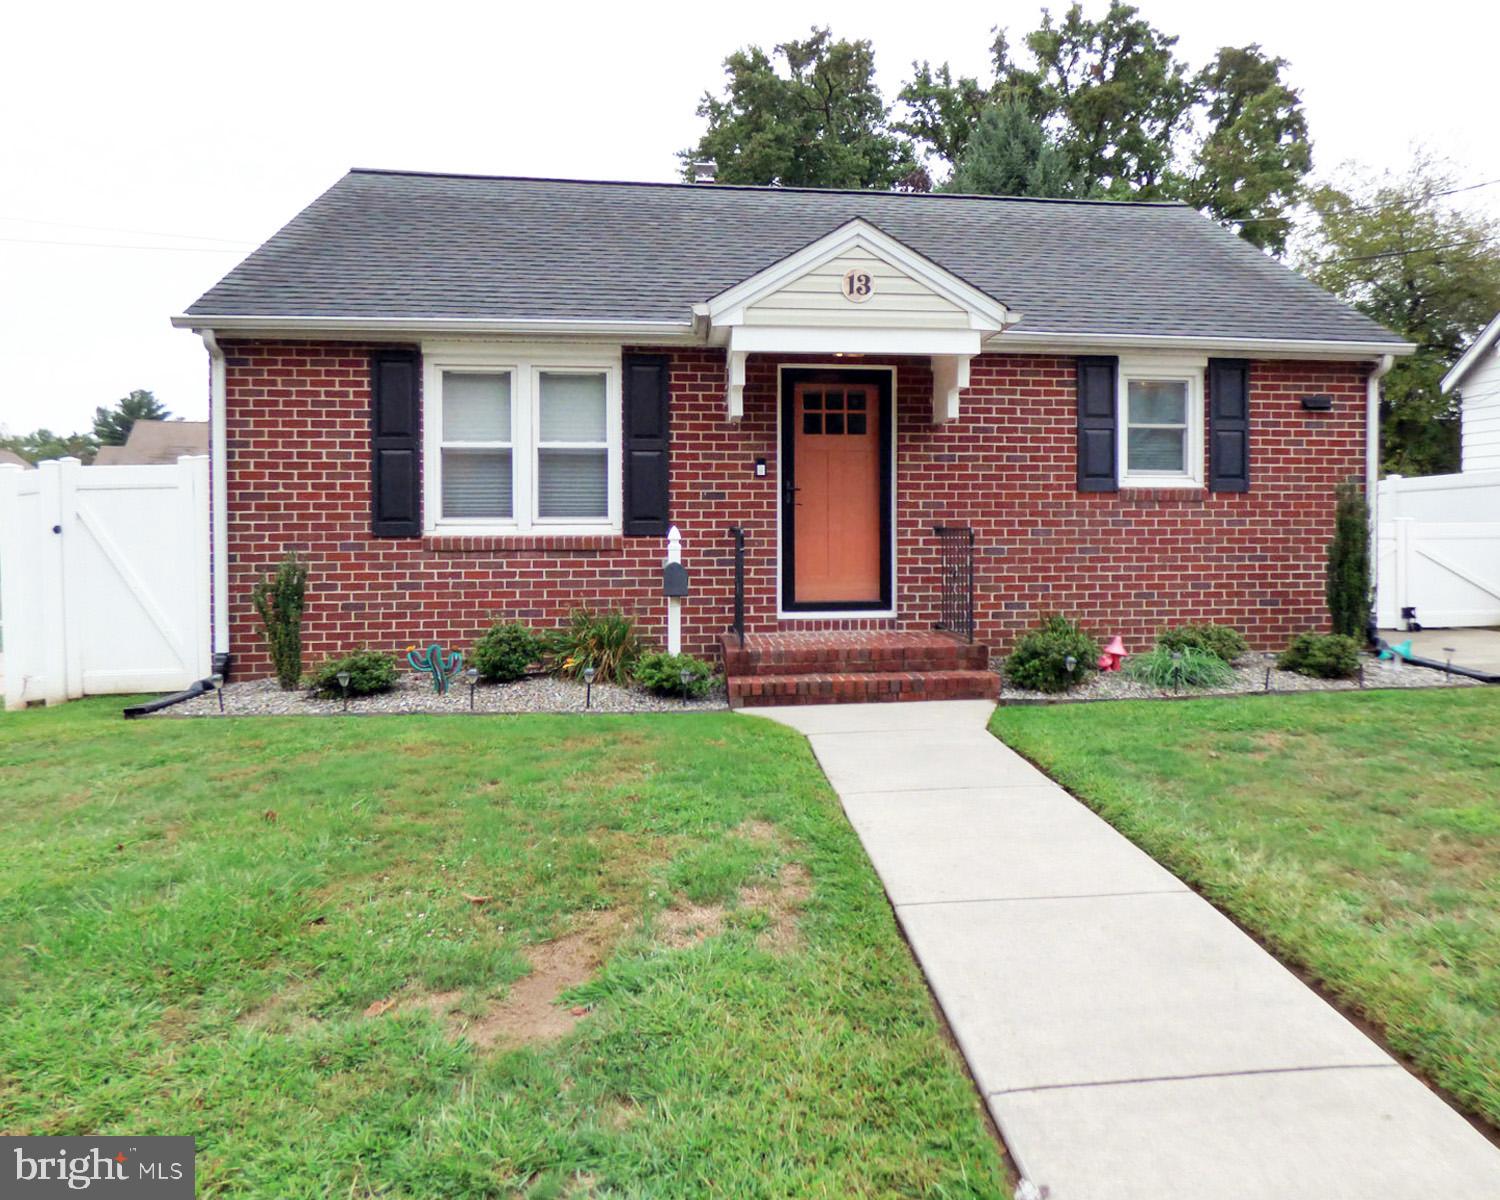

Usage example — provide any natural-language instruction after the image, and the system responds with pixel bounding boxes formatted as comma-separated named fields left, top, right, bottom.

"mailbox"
left=663, top=561, right=689, bottom=597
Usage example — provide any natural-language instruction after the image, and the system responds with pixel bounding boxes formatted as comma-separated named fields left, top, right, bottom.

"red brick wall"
left=222, top=340, right=1366, bottom=677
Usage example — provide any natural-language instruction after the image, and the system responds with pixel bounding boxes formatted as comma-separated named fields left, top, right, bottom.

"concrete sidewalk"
left=749, top=700, right=1500, bottom=1199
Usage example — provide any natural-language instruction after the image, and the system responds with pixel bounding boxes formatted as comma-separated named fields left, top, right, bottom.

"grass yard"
left=0, top=701, right=1011, bottom=1198
left=992, top=687, right=1500, bottom=1130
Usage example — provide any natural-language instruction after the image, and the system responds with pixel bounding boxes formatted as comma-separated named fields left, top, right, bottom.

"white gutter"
left=201, top=329, right=229, bottom=662
left=987, top=330, right=1417, bottom=361
left=171, top=314, right=698, bottom=339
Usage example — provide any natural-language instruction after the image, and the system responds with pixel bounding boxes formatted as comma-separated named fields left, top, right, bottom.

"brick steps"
left=720, top=631, right=996, bottom=707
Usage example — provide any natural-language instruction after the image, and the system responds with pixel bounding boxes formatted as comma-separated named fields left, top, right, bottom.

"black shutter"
left=370, top=349, right=421, bottom=537
left=1208, top=358, right=1251, bottom=493
left=1076, top=355, right=1118, bottom=492
left=623, top=353, right=670, bottom=536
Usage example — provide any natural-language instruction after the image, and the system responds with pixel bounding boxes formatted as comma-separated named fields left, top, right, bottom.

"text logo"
left=5, top=1138, right=194, bottom=1197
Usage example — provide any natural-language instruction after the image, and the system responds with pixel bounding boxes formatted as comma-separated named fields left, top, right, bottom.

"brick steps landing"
left=720, top=631, right=997, bottom=708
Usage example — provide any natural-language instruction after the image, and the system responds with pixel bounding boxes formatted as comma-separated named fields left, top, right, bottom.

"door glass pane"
left=1127, top=427, right=1186, bottom=472
left=826, top=413, right=845, bottom=435
left=538, top=448, right=607, bottom=518
left=539, top=372, right=607, bottom=442
left=443, top=373, right=511, bottom=442
left=1128, top=379, right=1187, bottom=425
left=803, top=412, right=822, bottom=435
left=442, top=448, right=512, bottom=517
left=803, top=393, right=822, bottom=410
left=848, top=413, right=867, bottom=435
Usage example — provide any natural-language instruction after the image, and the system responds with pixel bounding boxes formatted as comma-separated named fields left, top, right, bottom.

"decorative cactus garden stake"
left=407, top=642, right=463, bottom=694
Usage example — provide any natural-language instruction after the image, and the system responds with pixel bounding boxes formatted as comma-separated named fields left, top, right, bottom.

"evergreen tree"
left=945, top=100, right=1088, bottom=198
left=93, top=389, right=169, bottom=446
left=1326, top=480, right=1371, bottom=638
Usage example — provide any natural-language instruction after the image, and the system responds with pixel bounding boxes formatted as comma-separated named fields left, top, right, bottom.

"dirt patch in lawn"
left=656, top=861, right=811, bottom=952
left=366, top=911, right=625, bottom=1050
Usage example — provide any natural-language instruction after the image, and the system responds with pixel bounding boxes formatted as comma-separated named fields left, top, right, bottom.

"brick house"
left=176, top=170, right=1411, bottom=703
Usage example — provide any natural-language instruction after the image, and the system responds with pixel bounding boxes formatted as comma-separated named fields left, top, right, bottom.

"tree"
left=896, top=7, right=1312, bottom=250
left=945, top=99, right=1087, bottom=198
left=93, top=389, right=168, bottom=446
left=1326, top=480, right=1371, bottom=637
left=0, top=428, right=99, bottom=464
left=1005, top=2, right=1194, bottom=197
left=1179, top=46, right=1312, bottom=254
left=1300, top=157, right=1500, bottom=475
left=680, top=28, right=916, bottom=190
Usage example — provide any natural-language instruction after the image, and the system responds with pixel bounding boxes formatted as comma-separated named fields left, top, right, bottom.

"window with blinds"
left=1116, top=363, right=1204, bottom=488
left=440, top=372, right=513, bottom=518
left=537, top=372, right=608, bottom=519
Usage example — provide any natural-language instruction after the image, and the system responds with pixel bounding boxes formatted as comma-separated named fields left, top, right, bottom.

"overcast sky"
left=3, top=0, right=1497, bottom=437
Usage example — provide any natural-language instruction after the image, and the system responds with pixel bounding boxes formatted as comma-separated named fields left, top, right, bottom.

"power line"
left=1316, top=237, right=1490, bottom=266
left=1230, top=176, right=1500, bottom=228
left=0, top=214, right=252, bottom=245
left=0, top=235, right=245, bottom=253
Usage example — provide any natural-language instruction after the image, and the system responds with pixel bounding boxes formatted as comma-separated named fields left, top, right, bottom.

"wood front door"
left=783, top=374, right=890, bottom=609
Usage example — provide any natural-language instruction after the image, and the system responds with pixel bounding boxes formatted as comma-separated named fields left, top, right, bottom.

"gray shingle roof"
left=185, top=169, right=1404, bottom=346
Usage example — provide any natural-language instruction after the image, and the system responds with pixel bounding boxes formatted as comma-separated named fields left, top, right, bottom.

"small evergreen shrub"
left=1124, top=645, right=1236, bottom=690
left=305, top=649, right=397, bottom=697
left=1278, top=632, right=1362, bottom=679
left=556, top=609, right=644, bottom=684
left=635, top=651, right=716, bottom=697
left=250, top=551, right=307, bottom=690
left=472, top=621, right=541, bottom=683
left=1004, top=616, right=1099, bottom=693
left=1327, top=479, right=1371, bottom=638
left=1156, top=623, right=1248, bottom=664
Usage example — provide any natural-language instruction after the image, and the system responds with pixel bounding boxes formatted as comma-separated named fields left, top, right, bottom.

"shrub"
left=1156, top=623, right=1248, bottom=664
left=250, top=551, right=307, bottom=689
left=472, top=621, right=541, bottom=683
left=305, top=649, right=398, bottom=698
left=556, top=609, right=644, bottom=684
left=634, top=651, right=716, bottom=698
left=1004, top=616, right=1099, bottom=693
left=1278, top=632, right=1362, bottom=679
left=1327, top=479, right=1371, bottom=638
left=1124, top=645, right=1236, bottom=690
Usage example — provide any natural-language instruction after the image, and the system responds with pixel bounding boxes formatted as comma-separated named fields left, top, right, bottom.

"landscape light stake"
left=583, top=665, right=596, bottom=710
left=466, top=667, right=479, bottom=711
left=1443, top=647, right=1455, bottom=683
left=336, top=670, right=351, bottom=712
left=1358, top=662, right=1365, bottom=689
left=680, top=667, right=692, bottom=707
left=211, top=673, right=225, bottom=713
left=1263, top=652, right=1275, bottom=693
left=1171, top=649, right=1183, bottom=694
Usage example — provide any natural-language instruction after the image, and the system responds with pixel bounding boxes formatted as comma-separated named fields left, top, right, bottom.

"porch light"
left=336, top=670, right=351, bottom=711
left=466, top=666, right=479, bottom=710
left=583, top=665, right=596, bottom=709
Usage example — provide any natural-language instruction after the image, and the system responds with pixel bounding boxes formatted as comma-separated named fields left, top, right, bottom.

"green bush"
left=1156, top=623, right=1248, bottom=664
left=556, top=609, right=644, bottom=684
left=1004, top=616, right=1099, bottom=693
left=1124, top=645, right=1236, bottom=690
left=304, top=649, right=397, bottom=698
left=1278, top=632, right=1362, bottom=679
left=634, top=651, right=716, bottom=698
left=1327, top=479, right=1371, bottom=638
left=250, top=551, right=307, bottom=690
left=472, top=621, right=541, bottom=683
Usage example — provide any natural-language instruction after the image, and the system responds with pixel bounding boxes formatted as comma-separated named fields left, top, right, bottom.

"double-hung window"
left=1117, top=357, right=1205, bottom=488
left=425, top=346, right=621, bottom=534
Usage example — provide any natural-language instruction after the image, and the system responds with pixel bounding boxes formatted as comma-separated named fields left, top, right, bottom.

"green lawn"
left=992, top=688, right=1500, bottom=1129
left=0, top=701, right=1010, bottom=1198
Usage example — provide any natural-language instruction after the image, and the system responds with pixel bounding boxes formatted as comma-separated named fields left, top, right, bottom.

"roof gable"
left=702, top=219, right=1014, bottom=334
left=1442, top=311, right=1500, bottom=393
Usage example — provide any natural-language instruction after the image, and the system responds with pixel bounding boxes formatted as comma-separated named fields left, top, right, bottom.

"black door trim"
left=779, top=366, right=894, bottom=613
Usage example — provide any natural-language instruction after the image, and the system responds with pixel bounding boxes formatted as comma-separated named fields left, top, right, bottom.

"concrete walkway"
left=749, top=700, right=1500, bottom=1199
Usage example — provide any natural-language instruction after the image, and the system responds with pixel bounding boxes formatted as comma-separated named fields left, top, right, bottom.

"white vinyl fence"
left=0, top=456, right=210, bottom=709
left=1376, top=470, right=1500, bottom=629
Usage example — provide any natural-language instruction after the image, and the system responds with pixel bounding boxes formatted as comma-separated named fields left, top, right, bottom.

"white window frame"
left=422, top=342, right=623, bottom=535
left=1117, top=354, right=1206, bottom=489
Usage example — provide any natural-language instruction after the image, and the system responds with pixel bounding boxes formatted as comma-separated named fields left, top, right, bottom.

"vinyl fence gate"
left=0, top=455, right=211, bottom=709
left=1375, top=470, right=1500, bottom=629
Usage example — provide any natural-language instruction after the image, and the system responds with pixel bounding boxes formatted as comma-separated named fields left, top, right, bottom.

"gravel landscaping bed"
left=158, top=672, right=728, bottom=717
left=1000, top=652, right=1483, bottom=703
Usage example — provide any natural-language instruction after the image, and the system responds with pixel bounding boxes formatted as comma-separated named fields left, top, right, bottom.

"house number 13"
left=841, top=269, right=874, bottom=302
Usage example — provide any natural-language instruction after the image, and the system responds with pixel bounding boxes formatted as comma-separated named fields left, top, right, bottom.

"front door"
left=782, top=370, right=891, bottom=610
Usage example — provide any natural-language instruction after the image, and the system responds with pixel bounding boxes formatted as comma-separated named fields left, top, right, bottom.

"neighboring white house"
left=1442, top=311, right=1500, bottom=473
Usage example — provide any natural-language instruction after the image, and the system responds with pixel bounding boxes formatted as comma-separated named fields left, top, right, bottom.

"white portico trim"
left=694, top=218, right=1020, bottom=422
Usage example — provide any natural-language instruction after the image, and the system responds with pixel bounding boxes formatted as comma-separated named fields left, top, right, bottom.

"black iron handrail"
left=933, top=524, right=975, bottom=643
left=728, top=525, right=746, bottom=647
